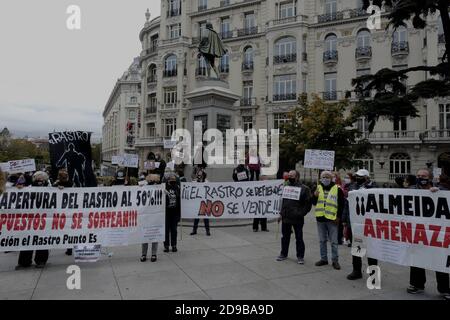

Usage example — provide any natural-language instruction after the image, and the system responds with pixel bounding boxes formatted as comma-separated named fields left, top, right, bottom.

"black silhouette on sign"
left=56, top=143, right=86, bottom=187
left=357, top=246, right=362, bottom=253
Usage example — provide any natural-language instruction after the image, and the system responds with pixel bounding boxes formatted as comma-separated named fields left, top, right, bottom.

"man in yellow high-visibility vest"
left=312, top=171, right=345, bottom=270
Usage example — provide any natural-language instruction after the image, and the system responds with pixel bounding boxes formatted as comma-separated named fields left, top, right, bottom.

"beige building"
left=106, top=0, right=449, bottom=183
left=102, top=57, right=142, bottom=175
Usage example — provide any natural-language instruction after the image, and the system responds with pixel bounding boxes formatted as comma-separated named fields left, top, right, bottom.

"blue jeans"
left=317, top=221, right=339, bottom=263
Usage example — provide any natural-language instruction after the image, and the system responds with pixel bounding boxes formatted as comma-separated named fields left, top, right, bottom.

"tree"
left=0, top=139, right=49, bottom=166
left=91, top=143, right=102, bottom=168
left=280, top=94, right=370, bottom=170
left=353, top=0, right=450, bottom=132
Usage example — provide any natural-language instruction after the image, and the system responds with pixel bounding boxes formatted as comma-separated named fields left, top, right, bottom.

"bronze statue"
left=198, top=23, right=227, bottom=78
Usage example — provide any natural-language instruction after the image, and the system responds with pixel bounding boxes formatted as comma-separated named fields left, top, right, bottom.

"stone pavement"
left=0, top=214, right=442, bottom=300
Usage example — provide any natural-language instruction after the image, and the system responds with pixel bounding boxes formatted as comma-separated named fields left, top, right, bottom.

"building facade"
left=102, top=57, right=142, bottom=176
left=106, top=0, right=450, bottom=183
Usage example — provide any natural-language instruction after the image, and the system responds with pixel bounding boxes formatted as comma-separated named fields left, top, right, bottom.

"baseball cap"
left=356, top=169, right=370, bottom=177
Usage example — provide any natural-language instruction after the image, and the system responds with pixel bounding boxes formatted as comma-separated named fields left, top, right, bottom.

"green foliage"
left=280, top=95, right=370, bottom=170
left=0, top=137, right=50, bottom=166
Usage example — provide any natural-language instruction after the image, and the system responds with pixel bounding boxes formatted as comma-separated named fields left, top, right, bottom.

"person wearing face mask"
left=53, top=169, right=74, bottom=255
left=140, top=174, right=161, bottom=262
left=191, top=170, right=211, bottom=236
left=16, top=171, right=50, bottom=270
left=164, top=174, right=181, bottom=252
left=346, top=169, right=379, bottom=280
left=407, top=169, right=450, bottom=299
left=276, top=170, right=312, bottom=264
left=341, top=173, right=355, bottom=247
left=312, top=171, right=345, bottom=270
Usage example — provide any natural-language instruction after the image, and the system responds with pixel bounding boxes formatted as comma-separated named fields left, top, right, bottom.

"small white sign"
left=304, top=149, right=335, bottom=170
left=249, top=156, right=259, bottom=165
left=351, top=237, right=367, bottom=258
left=0, top=159, right=36, bottom=174
left=237, top=171, right=248, bottom=181
left=282, top=186, right=302, bottom=200
left=74, top=245, right=101, bottom=263
left=167, top=161, right=175, bottom=171
left=111, top=156, right=121, bottom=165
left=164, top=140, right=177, bottom=150
left=144, top=161, right=155, bottom=170
left=433, top=168, right=442, bottom=178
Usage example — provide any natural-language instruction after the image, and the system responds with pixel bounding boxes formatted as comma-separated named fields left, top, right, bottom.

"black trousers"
left=164, top=217, right=178, bottom=248
left=18, top=250, right=49, bottom=267
left=337, top=220, right=344, bottom=244
left=253, top=219, right=267, bottom=231
left=193, top=219, right=210, bottom=232
left=280, top=222, right=305, bottom=259
left=410, top=267, right=450, bottom=293
left=249, top=169, right=260, bottom=182
left=352, top=256, right=378, bottom=274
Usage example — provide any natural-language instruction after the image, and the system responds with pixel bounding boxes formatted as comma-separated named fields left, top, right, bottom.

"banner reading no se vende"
left=348, top=188, right=450, bottom=273
left=0, top=185, right=165, bottom=251
left=181, top=180, right=284, bottom=219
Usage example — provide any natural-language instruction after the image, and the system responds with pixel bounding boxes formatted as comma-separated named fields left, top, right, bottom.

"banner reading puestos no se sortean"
left=181, top=180, right=284, bottom=219
left=348, top=188, right=450, bottom=273
left=0, top=185, right=165, bottom=252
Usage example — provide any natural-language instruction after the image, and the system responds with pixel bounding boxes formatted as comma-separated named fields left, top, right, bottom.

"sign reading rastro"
left=348, top=188, right=450, bottom=273
left=181, top=180, right=284, bottom=219
left=0, top=185, right=165, bottom=252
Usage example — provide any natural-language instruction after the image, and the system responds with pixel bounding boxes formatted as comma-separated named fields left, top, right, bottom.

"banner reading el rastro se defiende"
left=181, top=180, right=284, bottom=219
left=0, top=185, right=165, bottom=252
left=348, top=188, right=450, bottom=274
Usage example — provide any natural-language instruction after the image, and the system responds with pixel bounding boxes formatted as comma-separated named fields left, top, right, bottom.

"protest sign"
left=0, top=159, right=36, bottom=174
left=0, top=185, right=165, bottom=252
left=181, top=180, right=284, bottom=219
left=433, top=168, right=442, bottom=178
left=121, top=154, right=139, bottom=168
left=303, top=149, right=335, bottom=171
left=111, top=156, right=121, bottom=165
left=282, top=186, right=302, bottom=201
left=49, top=131, right=97, bottom=187
left=164, top=140, right=177, bottom=150
left=348, top=188, right=450, bottom=273
left=74, top=245, right=101, bottom=263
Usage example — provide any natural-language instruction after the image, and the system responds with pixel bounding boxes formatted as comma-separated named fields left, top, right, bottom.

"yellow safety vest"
left=315, top=185, right=339, bottom=221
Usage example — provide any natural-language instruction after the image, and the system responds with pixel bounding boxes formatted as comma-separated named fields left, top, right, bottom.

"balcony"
left=355, top=46, right=372, bottom=60
left=349, top=8, right=369, bottom=18
left=323, top=50, right=338, bottom=64
left=363, top=131, right=420, bottom=143
left=237, top=27, right=258, bottom=37
left=242, top=61, right=254, bottom=71
left=161, top=103, right=177, bottom=110
left=196, top=67, right=208, bottom=77
left=219, top=64, right=230, bottom=74
left=273, top=15, right=298, bottom=26
left=240, top=97, right=256, bottom=107
left=391, top=41, right=409, bottom=56
left=220, top=31, right=233, bottom=39
left=323, top=91, right=337, bottom=101
left=423, top=129, right=450, bottom=142
left=147, top=79, right=157, bottom=90
left=274, top=53, right=297, bottom=64
left=146, top=107, right=157, bottom=115
left=198, top=5, right=207, bottom=12
left=318, top=12, right=344, bottom=23
left=220, top=0, right=231, bottom=7
left=438, top=34, right=445, bottom=44
left=144, top=46, right=158, bottom=56
left=163, top=69, right=177, bottom=77
left=273, top=93, right=297, bottom=102
left=135, top=137, right=164, bottom=148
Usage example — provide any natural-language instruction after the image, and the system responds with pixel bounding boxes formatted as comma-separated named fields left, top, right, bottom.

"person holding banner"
left=141, top=174, right=161, bottom=262
left=164, top=174, right=181, bottom=252
left=191, top=169, right=211, bottom=236
left=312, top=171, right=344, bottom=270
left=16, top=171, right=50, bottom=270
left=277, top=170, right=312, bottom=265
left=53, top=169, right=74, bottom=256
left=407, top=169, right=450, bottom=298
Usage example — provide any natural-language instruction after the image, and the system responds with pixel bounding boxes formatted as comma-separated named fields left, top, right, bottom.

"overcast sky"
left=0, top=0, right=161, bottom=141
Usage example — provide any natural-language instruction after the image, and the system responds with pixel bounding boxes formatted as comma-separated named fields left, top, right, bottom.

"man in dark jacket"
left=277, top=170, right=312, bottom=264
left=164, top=174, right=181, bottom=252
left=312, top=171, right=345, bottom=270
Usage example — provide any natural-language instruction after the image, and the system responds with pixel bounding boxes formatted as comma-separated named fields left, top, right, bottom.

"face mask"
left=17, top=177, right=26, bottom=185
left=288, top=178, right=296, bottom=185
left=148, top=181, right=156, bottom=185
left=417, top=178, right=429, bottom=187
left=35, top=181, right=44, bottom=186
left=356, top=177, right=365, bottom=185
left=169, top=181, right=177, bottom=186
left=344, top=178, right=351, bottom=185
left=321, top=178, right=331, bottom=186
left=332, top=178, right=336, bottom=183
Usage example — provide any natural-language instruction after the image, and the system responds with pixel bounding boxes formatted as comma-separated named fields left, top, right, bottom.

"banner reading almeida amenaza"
left=348, top=189, right=450, bottom=273
left=0, top=186, right=165, bottom=251
left=181, top=180, right=284, bottom=219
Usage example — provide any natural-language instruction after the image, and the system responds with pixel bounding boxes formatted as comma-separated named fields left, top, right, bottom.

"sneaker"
left=297, top=258, right=305, bottom=265
left=190, top=231, right=197, bottom=236
left=150, top=255, right=157, bottom=262
left=406, top=285, right=424, bottom=294
left=315, top=260, right=328, bottom=267
left=140, top=255, right=147, bottom=262
left=347, top=271, right=363, bottom=280
left=332, top=262, right=341, bottom=270
left=172, top=247, right=178, bottom=253
left=163, top=247, right=170, bottom=253
left=206, top=231, right=211, bottom=236
left=276, top=255, right=287, bottom=261
left=347, top=243, right=352, bottom=248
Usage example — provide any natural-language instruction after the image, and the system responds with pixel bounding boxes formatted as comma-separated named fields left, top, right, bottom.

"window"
left=274, top=74, right=297, bottom=101
left=162, top=118, right=177, bottom=138
left=169, top=24, right=181, bottom=39
left=274, top=113, right=289, bottom=134
left=356, top=69, right=371, bottom=97
left=280, top=1, right=296, bottom=19
left=199, top=22, right=207, bottom=38
left=325, top=0, right=337, bottom=14
left=194, top=115, right=208, bottom=134
left=274, top=37, right=297, bottom=63
left=128, top=110, right=136, bottom=119
left=146, top=123, right=156, bottom=137
left=439, top=104, right=450, bottom=136
left=242, top=81, right=253, bottom=105
left=150, top=35, right=158, bottom=50
left=219, top=53, right=229, bottom=73
left=243, top=46, right=254, bottom=69
left=164, top=87, right=177, bottom=105
left=147, top=94, right=157, bottom=113
left=243, top=116, right=253, bottom=131
left=324, top=72, right=337, bottom=100
left=197, top=55, right=208, bottom=76
left=130, top=97, right=137, bottom=104
left=198, top=0, right=208, bottom=11
left=244, top=13, right=255, bottom=30
left=357, top=30, right=371, bottom=48
left=325, top=34, right=337, bottom=52
left=221, top=17, right=232, bottom=38
left=393, top=26, right=407, bottom=43
left=390, top=153, right=411, bottom=179
left=168, top=0, right=181, bottom=16
left=217, top=114, right=231, bottom=138
left=354, top=153, right=374, bottom=175
left=393, top=117, right=407, bottom=134
left=164, top=55, right=177, bottom=76
left=148, top=64, right=157, bottom=83
left=302, top=73, right=307, bottom=93
left=357, top=117, right=369, bottom=135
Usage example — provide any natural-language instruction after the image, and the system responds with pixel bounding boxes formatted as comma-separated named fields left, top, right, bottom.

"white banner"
left=0, top=185, right=165, bottom=251
left=303, top=149, right=335, bottom=170
left=181, top=180, right=284, bottom=219
left=74, top=244, right=101, bottom=263
left=348, top=188, right=450, bottom=273
left=0, top=159, right=36, bottom=174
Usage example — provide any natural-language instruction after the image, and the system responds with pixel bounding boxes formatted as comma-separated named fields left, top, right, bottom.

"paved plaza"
left=0, top=214, right=442, bottom=300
